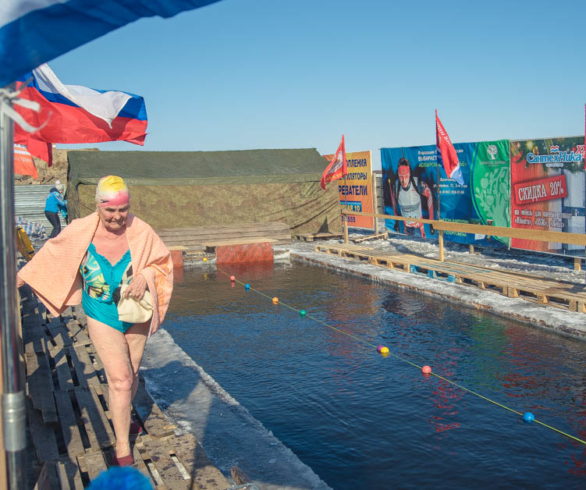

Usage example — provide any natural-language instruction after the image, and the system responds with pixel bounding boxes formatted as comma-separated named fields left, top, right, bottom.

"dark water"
left=165, top=262, right=586, bottom=489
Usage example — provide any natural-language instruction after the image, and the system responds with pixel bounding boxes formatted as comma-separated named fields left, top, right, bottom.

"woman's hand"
left=124, top=274, right=148, bottom=300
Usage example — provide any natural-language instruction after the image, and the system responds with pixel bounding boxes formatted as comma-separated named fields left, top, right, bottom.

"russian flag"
left=0, top=0, right=223, bottom=87
left=14, top=64, right=147, bottom=163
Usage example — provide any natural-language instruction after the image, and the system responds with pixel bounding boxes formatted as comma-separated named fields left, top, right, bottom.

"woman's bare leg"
left=125, top=321, right=150, bottom=401
left=87, top=317, right=136, bottom=458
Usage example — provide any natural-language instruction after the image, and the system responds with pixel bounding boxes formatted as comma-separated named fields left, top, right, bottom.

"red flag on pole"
left=436, top=110, right=464, bottom=185
left=14, top=134, right=52, bottom=166
left=321, top=135, right=347, bottom=190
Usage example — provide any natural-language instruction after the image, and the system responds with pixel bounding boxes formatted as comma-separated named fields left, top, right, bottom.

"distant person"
left=45, top=180, right=67, bottom=238
left=18, top=176, right=174, bottom=466
left=388, top=158, right=435, bottom=237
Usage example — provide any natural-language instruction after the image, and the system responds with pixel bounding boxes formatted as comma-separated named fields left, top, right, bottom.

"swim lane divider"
left=217, top=268, right=586, bottom=447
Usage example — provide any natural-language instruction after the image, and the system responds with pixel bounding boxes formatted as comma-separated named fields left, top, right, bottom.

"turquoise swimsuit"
left=80, top=243, right=133, bottom=332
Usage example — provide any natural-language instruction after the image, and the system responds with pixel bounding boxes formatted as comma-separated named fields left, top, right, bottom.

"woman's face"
left=97, top=204, right=129, bottom=232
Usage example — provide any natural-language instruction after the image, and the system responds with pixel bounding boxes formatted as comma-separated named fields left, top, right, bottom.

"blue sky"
left=52, top=0, right=586, bottom=169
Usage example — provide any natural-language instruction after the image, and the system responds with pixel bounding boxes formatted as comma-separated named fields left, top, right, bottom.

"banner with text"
left=381, top=145, right=439, bottom=239
left=381, top=140, right=510, bottom=246
left=510, top=137, right=585, bottom=255
left=324, top=150, right=374, bottom=229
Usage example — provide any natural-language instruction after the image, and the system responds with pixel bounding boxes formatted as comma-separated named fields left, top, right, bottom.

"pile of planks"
left=21, top=286, right=230, bottom=489
left=156, top=222, right=291, bottom=253
left=294, top=232, right=343, bottom=242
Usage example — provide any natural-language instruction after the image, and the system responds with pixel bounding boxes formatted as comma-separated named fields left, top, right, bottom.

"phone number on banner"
left=341, top=201, right=361, bottom=223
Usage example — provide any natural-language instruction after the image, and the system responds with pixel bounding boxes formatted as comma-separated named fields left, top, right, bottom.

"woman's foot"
left=112, top=451, right=134, bottom=466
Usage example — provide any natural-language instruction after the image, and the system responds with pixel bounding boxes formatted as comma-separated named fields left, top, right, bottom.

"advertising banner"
left=14, top=144, right=38, bottom=178
left=510, top=137, right=585, bottom=255
left=381, top=145, right=438, bottom=239
left=470, top=140, right=511, bottom=247
left=381, top=140, right=510, bottom=246
left=324, top=150, right=374, bottom=229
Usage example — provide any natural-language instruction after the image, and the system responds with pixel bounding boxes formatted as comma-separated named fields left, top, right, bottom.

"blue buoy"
left=300, top=310, right=306, bottom=317
left=245, top=284, right=250, bottom=290
left=522, top=412, right=535, bottom=424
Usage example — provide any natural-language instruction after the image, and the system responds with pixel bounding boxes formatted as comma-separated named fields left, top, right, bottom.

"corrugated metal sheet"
left=15, top=185, right=67, bottom=233
left=376, top=175, right=383, bottom=213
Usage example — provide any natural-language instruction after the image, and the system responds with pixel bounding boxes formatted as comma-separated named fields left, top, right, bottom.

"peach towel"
left=18, top=212, right=173, bottom=336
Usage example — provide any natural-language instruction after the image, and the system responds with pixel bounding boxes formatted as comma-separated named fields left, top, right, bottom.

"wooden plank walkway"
left=315, top=244, right=586, bottom=313
left=20, top=286, right=231, bottom=489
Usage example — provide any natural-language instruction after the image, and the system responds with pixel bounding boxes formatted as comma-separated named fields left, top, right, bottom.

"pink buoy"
left=230, top=276, right=236, bottom=282
left=377, top=345, right=384, bottom=353
left=422, top=365, right=432, bottom=375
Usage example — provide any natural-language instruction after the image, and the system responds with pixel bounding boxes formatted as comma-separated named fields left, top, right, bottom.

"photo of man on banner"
left=384, top=152, right=436, bottom=237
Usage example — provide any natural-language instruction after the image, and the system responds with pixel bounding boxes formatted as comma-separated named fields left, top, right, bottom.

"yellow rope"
left=217, top=267, right=586, bottom=446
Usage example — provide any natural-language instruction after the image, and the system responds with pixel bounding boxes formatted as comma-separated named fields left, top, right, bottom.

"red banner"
left=513, top=175, right=567, bottom=206
left=435, top=110, right=463, bottom=185
left=14, top=145, right=38, bottom=178
left=321, top=135, right=347, bottom=190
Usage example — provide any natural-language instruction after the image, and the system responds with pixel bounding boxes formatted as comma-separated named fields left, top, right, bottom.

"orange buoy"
left=422, top=365, right=432, bottom=375
left=272, top=297, right=279, bottom=304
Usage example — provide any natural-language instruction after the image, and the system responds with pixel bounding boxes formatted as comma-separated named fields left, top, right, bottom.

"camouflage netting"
left=67, top=149, right=341, bottom=235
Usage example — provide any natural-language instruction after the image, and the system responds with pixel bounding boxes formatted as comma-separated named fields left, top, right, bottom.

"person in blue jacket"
left=45, top=180, right=67, bottom=238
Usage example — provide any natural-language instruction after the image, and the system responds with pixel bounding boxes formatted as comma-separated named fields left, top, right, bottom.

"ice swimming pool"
left=159, top=261, right=586, bottom=489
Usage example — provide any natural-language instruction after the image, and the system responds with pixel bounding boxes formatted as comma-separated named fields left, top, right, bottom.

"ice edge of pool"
left=141, top=328, right=334, bottom=490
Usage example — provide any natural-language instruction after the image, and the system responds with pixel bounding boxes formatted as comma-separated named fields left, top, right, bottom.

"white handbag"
left=117, top=284, right=153, bottom=324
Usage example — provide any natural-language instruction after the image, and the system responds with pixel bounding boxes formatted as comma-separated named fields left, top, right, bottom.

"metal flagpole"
left=343, top=174, right=349, bottom=244
left=436, top=152, right=441, bottom=221
left=435, top=110, right=441, bottom=222
left=0, top=85, right=27, bottom=490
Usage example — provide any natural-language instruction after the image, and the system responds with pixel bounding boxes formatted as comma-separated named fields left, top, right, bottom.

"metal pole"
left=372, top=171, right=379, bottom=234
left=0, top=86, right=27, bottom=489
left=342, top=174, right=349, bottom=244
left=436, top=149, right=441, bottom=221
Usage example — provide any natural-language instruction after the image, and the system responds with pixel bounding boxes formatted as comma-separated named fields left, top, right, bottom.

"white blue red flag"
left=321, top=135, right=347, bottom=190
left=0, top=0, right=223, bottom=87
left=436, top=110, right=464, bottom=185
left=14, top=64, right=147, bottom=164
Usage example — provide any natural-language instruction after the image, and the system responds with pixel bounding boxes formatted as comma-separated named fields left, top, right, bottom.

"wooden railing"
left=341, top=209, right=586, bottom=266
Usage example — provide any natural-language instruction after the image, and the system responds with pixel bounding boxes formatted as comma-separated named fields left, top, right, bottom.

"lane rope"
left=217, top=267, right=586, bottom=447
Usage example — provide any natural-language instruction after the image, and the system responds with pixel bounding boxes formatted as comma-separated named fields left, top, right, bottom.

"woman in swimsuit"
left=18, top=175, right=173, bottom=466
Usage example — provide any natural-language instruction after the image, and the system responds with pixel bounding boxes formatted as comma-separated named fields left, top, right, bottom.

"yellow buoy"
left=380, top=346, right=389, bottom=356
left=203, top=257, right=207, bottom=262
left=272, top=297, right=279, bottom=304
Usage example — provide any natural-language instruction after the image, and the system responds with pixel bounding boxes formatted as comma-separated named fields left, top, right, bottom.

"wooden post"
left=574, top=257, right=581, bottom=271
left=343, top=214, right=349, bottom=244
left=469, top=244, right=474, bottom=255
left=439, top=230, right=445, bottom=262
left=372, top=172, right=379, bottom=234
